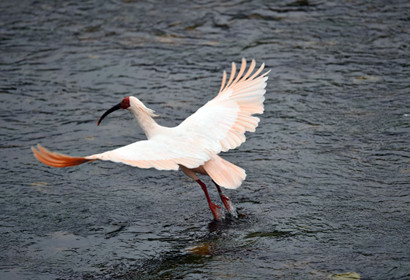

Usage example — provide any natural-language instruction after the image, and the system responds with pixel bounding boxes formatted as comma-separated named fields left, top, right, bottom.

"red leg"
left=213, top=180, right=237, bottom=217
left=196, top=179, right=222, bottom=221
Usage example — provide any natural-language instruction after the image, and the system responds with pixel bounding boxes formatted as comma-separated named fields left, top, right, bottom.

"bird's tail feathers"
left=32, top=144, right=95, bottom=168
left=203, top=155, right=246, bottom=189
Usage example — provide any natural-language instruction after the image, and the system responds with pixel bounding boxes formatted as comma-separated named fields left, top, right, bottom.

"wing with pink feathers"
left=178, top=58, right=269, bottom=154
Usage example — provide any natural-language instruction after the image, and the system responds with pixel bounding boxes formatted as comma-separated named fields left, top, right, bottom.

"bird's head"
left=97, top=96, right=157, bottom=126
left=97, top=97, right=131, bottom=126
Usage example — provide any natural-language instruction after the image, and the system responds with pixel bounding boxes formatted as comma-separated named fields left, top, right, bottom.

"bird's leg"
left=180, top=166, right=223, bottom=220
left=196, top=179, right=222, bottom=221
left=212, top=180, right=237, bottom=217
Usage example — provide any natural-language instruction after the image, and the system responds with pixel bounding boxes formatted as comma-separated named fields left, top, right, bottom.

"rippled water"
left=1, top=0, right=409, bottom=279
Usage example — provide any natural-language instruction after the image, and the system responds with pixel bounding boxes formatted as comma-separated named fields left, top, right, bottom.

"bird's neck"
left=129, top=106, right=160, bottom=139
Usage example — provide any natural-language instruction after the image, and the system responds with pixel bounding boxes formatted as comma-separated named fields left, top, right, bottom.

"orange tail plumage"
left=203, top=155, right=246, bottom=189
left=32, top=144, right=95, bottom=168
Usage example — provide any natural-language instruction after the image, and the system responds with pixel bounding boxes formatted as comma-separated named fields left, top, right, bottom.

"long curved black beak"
left=97, top=103, right=121, bottom=126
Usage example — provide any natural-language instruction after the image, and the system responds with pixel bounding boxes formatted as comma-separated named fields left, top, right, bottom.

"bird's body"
left=32, top=59, right=269, bottom=220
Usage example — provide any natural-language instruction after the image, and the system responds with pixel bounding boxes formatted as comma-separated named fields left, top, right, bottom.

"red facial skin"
left=120, top=97, right=130, bottom=109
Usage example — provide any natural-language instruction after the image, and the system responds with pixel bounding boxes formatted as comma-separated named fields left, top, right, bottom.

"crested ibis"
left=32, top=58, right=269, bottom=220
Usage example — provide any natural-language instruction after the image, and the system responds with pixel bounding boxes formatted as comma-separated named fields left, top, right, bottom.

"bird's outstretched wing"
left=32, top=135, right=210, bottom=170
left=86, top=135, right=210, bottom=170
left=178, top=58, right=269, bottom=153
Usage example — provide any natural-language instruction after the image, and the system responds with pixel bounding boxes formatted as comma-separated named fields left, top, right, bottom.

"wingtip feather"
left=32, top=144, right=94, bottom=168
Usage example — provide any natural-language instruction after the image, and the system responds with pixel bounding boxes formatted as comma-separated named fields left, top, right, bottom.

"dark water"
left=1, top=0, right=409, bottom=279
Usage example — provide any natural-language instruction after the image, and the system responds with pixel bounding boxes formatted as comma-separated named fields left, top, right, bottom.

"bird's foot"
left=220, top=195, right=238, bottom=218
left=209, top=202, right=223, bottom=221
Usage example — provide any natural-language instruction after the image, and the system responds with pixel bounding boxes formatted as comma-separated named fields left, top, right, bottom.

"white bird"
left=32, top=58, right=269, bottom=220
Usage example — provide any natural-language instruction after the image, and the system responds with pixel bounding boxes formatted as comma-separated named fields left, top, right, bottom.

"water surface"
left=1, top=0, right=409, bottom=279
